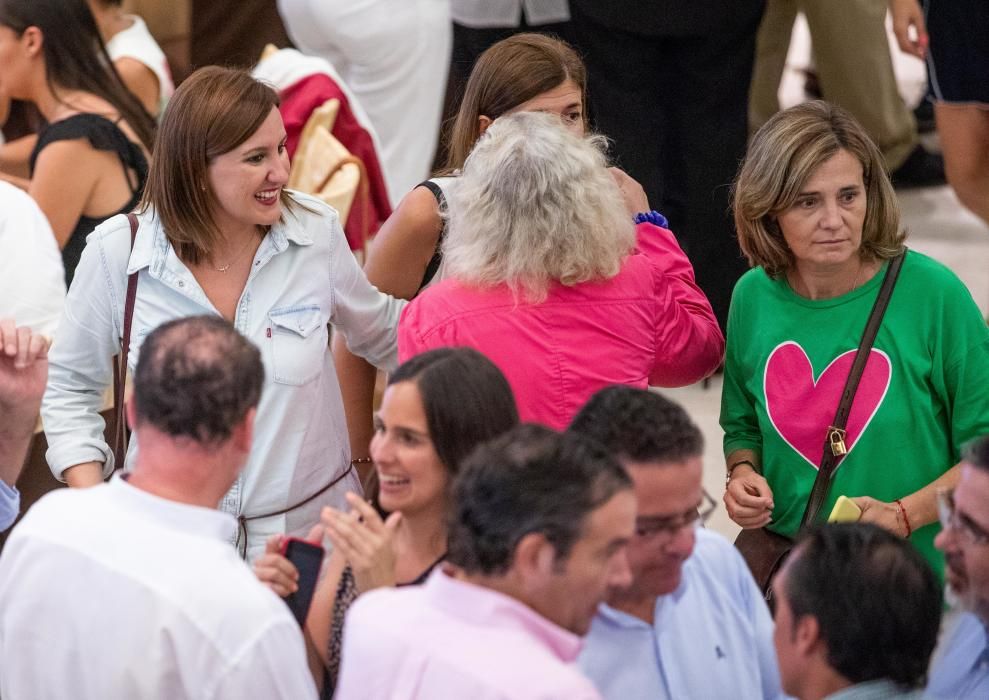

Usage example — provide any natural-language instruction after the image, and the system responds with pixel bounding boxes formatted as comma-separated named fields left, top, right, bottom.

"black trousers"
left=570, top=2, right=765, bottom=330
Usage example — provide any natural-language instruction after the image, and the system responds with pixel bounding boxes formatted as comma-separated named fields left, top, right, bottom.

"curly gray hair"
left=443, top=111, right=635, bottom=301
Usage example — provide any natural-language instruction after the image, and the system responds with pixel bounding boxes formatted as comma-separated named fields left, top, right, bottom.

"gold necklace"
left=213, top=236, right=256, bottom=273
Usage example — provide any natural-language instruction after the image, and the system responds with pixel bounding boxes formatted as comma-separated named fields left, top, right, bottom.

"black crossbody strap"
left=799, top=251, right=906, bottom=528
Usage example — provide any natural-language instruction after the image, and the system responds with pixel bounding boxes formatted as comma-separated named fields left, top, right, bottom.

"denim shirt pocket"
left=268, top=305, right=327, bottom=386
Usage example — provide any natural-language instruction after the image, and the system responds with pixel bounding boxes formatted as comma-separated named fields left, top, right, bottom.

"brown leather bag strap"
left=799, top=250, right=906, bottom=528
left=235, top=461, right=356, bottom=558
left=111, top=213, right=140, bottom=470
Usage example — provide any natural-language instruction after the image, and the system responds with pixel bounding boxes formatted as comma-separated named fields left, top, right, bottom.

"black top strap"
left=415, top=180, right=448, bottom=295
left=30, top=113, right=148, bottom=195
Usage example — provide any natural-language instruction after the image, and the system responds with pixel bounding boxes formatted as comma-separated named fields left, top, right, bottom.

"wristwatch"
left=725, top=459, right=757, bottom=487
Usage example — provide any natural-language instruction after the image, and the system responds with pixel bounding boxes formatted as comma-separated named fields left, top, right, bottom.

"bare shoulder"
left=381, top=186, right=444, bottom=244
left=364, top=185, right=444, bottom=297
left=113, top=57, right=160, bottom=116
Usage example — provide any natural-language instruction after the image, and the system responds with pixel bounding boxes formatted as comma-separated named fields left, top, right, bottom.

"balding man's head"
left=132, top=316, right=263, bottom=447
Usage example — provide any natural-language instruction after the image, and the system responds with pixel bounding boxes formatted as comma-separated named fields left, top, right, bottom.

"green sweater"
left=721, top=251, right=989, bottom=576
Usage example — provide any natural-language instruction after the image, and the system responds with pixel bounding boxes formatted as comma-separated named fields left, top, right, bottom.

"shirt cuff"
left=46, top=440, right=113, bottom=482
left=0, top=480, right=21, bottom=532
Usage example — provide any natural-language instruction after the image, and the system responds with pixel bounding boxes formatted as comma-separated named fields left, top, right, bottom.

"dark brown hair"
left=364, top=348, right=520, bottom=511
left=443, top=32, right=586, bottom=173
left=140, top=66, right=284, bottom=266
left=0, top=0, right=155, bottom=150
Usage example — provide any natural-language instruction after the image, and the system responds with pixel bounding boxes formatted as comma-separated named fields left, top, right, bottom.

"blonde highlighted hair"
left=443, top=111, right=635, bottom=301
left=733, top=100, right=905, bottom=277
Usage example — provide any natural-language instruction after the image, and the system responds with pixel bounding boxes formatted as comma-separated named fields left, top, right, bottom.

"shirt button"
left=178, top=280, right=184, bottom=287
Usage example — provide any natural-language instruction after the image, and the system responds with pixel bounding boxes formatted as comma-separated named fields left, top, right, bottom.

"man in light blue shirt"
left=927, top=435, right=989, bottom=700
left=570, top=386, right=784, bottom=699
left=0, top=321, right=50, bottom=532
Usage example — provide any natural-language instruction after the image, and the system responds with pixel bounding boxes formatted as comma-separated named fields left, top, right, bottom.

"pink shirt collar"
left=423, top=567, right=585, bottom=663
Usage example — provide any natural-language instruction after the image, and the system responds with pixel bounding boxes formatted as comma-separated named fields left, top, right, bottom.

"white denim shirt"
left=41, top=191, right=405, bottom=560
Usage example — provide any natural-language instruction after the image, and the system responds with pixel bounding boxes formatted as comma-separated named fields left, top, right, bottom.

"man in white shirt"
left=0, top=181, right=65, bottom=337
left=0, top=315, right=317, bottom=699
left=0, top=321, right=49, bottom=532
left=571, top=386, right=784, bottom=699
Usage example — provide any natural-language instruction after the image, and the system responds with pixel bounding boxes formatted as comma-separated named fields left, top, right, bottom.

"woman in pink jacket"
left=398, top=112, right=724, bottom=429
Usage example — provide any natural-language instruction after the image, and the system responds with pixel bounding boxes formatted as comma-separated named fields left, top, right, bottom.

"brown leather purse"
left=110, top=213, right=140, bottom=470
left=735, top=251, right=906, bottom=603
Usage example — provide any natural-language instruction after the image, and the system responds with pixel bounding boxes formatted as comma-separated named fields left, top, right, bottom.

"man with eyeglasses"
left=927, top=435, right=989, bottom=700
left=571, top=386, right=784, bottom=699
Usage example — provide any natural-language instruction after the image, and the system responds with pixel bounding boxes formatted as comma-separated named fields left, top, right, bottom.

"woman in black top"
left=0, top=0, right=155, bottom=284
left=255, top=348, right=520, bottom=695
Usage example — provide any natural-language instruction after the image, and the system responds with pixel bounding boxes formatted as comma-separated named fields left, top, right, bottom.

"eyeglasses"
left=634, top=489, right=717, bottom=541
left=937, top=488, right=989, bottom=546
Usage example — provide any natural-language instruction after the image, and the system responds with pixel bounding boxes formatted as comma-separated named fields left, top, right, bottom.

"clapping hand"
left=322, top=492, right=402, bottom=594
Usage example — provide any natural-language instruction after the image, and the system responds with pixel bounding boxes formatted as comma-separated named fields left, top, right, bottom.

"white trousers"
left=278, top=0, right=452, bottom=205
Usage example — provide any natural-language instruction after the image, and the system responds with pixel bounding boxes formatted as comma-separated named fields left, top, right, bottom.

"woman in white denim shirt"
left=41, top=67, right=405, bottom=561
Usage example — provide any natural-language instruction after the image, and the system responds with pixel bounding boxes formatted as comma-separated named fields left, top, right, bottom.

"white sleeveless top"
left=106, top=16, right=175, bottom=119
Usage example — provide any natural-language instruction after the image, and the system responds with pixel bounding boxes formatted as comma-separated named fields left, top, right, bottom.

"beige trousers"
left=750, top=0, right=917, bottom=170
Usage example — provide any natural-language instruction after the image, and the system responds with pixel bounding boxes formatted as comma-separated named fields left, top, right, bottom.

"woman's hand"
left=851, top=496, right=909, bottom=537
left=609, top=167, right=650, bottom=216
left=253, top=524, right=324, bottom=598
left=889, top=0, right=928, bottom=59
left=725, top=465, right=775, bottom=528
left=322, top=492, right=402, bottom=593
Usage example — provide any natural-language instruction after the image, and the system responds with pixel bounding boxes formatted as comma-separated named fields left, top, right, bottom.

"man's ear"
left=512, top=532, right=557, bottom=582
left=232, top=407, right=257, bottom=454
left=477, top=114, right=493, bottom=136
left=124, top=396, right=137, bottom=430
left=793, top=613, right=822, bottom=657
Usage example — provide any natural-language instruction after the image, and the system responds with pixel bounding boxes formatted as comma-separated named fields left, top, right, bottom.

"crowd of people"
left=1, top=1, right=988, bottom=699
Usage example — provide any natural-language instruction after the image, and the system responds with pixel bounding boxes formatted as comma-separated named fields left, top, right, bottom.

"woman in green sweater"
left=721, top=101, right=989, bottom=577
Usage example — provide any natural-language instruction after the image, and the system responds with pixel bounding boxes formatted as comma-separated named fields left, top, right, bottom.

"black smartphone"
left=280, top=537, right=325, bottom=626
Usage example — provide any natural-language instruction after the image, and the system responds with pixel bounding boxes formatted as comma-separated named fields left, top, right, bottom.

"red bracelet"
left=895, top=499, right=912, bottom=537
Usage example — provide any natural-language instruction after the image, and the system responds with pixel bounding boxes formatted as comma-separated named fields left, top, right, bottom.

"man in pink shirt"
left=334, top=424, right=636, bottom=700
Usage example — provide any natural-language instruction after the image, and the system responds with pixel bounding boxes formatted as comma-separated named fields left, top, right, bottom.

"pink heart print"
left=764, top=341, right=892, bottom=470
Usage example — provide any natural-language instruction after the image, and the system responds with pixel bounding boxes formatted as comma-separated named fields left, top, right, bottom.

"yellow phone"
left=828, top=495, right=862, bottom=523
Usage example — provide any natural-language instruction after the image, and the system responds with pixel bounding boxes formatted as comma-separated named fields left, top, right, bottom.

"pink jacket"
left=398, top=223, right=725, bottom=429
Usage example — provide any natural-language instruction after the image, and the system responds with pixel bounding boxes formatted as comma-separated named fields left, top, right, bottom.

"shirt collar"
left=424, top=568, right=585, bottom=662
left=108, top=473, right=237, bottom=542
left=126, top=200, right=314, bottom=276
left=595, top=561, right=691, bottom=630
left=823, top=678, right=919, bottom=700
